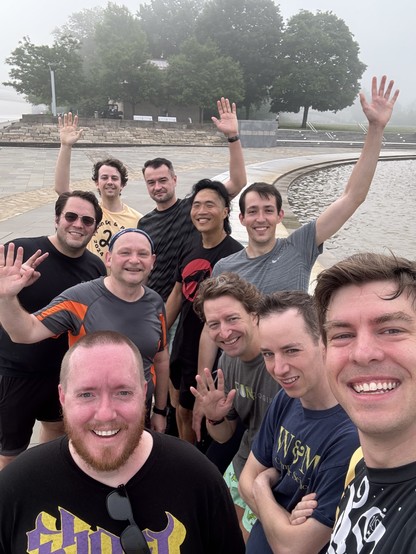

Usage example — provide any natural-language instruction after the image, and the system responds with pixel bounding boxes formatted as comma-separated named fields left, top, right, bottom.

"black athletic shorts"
left=0, top=373, right=61, bottom=456
left=170, top=359, right=197, bottom=411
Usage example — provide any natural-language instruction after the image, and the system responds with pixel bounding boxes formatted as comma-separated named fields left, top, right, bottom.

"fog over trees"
left=3, top=0, right=410, bottom=125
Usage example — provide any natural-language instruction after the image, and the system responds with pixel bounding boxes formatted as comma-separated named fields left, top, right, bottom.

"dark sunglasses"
left=106, top=485, right=150, bottom=554
left=63, top=211, right=96, bottom=227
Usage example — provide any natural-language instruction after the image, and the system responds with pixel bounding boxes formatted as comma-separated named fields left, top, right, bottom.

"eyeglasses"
left=63, top=211, right=96, bottom=227
left=106, top=485, right=151, bottom=554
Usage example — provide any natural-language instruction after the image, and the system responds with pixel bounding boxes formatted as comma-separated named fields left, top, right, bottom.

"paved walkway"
left=1, top=144, right=415, bottom=447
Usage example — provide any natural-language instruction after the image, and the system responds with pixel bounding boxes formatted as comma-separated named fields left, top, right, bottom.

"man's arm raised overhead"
left=315, top=75, right=399, bottom=246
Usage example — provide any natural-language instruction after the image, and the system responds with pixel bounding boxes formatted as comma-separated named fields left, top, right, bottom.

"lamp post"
left=48, top=64, right=57, bottom=117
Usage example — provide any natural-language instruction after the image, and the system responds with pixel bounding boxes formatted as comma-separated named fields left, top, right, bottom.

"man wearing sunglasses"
left=55, top=114, right=142, bottom=260
left=0, top=330, right=245, bottom=553
left=0, top=190, right=106, bottom=470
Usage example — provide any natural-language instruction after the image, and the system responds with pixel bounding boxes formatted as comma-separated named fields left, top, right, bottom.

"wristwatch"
left=152, top=406, right=168, bottom=416
left=227, top=134, right=240, bottom=143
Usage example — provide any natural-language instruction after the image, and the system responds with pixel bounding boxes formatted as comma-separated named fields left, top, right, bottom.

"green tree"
left=4, top=35, right=85, bottom=109
left=166, top=37, right=244, bottom=122
left=196, top=0, right=283, bottom=118
left=138, top=0, right=206, bottom=58
left=53, top=8, right=105, bottom=75
left=93, top=3, right=156, bottom=113
left=270, top=10, right=366, bottom=128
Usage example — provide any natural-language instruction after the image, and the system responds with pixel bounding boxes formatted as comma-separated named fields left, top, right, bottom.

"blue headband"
left=108, top=228, right=155, bottom=254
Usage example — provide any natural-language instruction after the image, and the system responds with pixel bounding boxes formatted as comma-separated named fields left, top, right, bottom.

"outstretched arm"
left=55, top=113, right=84, bottom=195
left=0, top=244, right=54, bottom=343
left=212, top=98, right=247, bottom=198
left=316, top=75, right=400, bottom=245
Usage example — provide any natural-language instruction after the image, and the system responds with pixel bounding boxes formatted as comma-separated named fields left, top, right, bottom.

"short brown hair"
left=92, top=158, right=128, bottom=186
left=239, top=182, right=283, bottom=214
left=314, top=252, right=416, bottom=344
left=257, top=290, right=320, bottom=344
left=194, top=272, right=261, bottom=321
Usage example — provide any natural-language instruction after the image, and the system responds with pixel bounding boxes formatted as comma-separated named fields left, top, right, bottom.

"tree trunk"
left=245, top=105, right=250, bottom=119
left=199, top=107, right=204, bottom=124
left=301, top=105, right=310, bottom=129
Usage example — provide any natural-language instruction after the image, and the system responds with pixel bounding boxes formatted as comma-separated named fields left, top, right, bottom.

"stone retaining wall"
left=0, top=118, right=225, bottom=146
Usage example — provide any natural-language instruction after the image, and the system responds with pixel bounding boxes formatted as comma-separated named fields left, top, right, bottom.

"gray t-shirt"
left=221, top=352, right=280, bottom=478
left=213, top=220, right=322, bottom=293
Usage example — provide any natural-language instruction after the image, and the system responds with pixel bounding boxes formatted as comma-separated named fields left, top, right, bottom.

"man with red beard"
left=0, top=331, right=244, bottom=553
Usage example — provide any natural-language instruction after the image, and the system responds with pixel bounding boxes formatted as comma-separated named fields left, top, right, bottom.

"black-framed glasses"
left=106, top=485, right=151, bottom=554
left=63, top=211, right=96, bottom=227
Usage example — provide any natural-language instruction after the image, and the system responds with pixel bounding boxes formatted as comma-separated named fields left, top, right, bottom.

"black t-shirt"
left=328, top=455, right=416, bottom=553
left=138, top=198, right=200, bottom=302
left=170, top=234, right=243, bottom=367
left=0, top=432, right=245, bottom=553
left=0, top=236, right=106, bottom=377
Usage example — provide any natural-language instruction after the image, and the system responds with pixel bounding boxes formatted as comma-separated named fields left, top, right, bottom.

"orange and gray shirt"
left=35, top=277, right=167, bottom=383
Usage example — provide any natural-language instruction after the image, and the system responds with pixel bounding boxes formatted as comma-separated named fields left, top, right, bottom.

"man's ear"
left=105, top=251, right=112, bottom=269
left=58, top=383, right=65, bottom=408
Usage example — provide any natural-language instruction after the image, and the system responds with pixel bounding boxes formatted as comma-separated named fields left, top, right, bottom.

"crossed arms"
left=239, top=453, right=331, bottom=554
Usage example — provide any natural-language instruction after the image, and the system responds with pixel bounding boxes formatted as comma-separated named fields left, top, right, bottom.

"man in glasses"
left=56, top=115, right=142, bottom=260
left=0, top=191, right=106, bottom=470
left=0, top=330, right=245, bottom=553
left=0, top=228, right=169, bottom=434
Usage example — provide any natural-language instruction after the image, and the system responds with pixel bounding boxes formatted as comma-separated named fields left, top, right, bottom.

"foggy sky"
left=2, top=0, right=414, bottom=117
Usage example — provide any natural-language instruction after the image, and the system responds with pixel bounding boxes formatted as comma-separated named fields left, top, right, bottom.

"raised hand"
left=211, top=97, right=239, bottom=138
left=0, top=244, right=48, bottom=298
left=190, top=367, right=236, bottom=422
left=360, top=75, right=399, bottom=128
left=58, top=112, right=84, bottom=146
